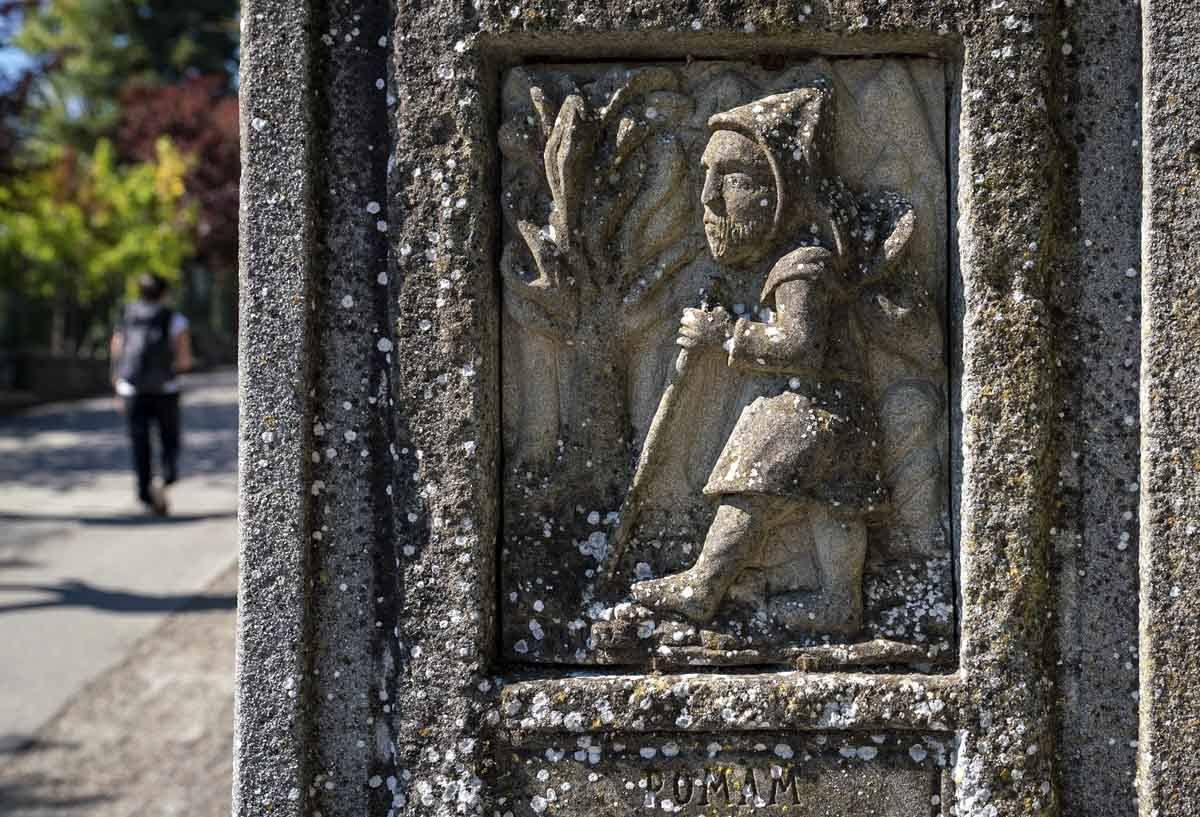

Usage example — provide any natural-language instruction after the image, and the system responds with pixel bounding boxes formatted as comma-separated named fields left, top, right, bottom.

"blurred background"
left=0, top=2, right=241, bottom=814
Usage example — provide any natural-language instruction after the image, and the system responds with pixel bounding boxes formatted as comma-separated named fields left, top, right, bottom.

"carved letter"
left=739, top=767, right=760, bottom=805
left=643, top=769, right=664, bottom=794
left=672, top=772, right=695, bottom=805
left=699, top=768, right=730, bottom=805
left=769, top=766, right=801, bottom=806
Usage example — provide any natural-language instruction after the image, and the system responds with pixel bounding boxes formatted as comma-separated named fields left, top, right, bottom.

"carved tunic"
left=702, top=245, right=887, bottom=513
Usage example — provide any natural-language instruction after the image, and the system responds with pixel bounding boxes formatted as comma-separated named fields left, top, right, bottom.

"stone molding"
left=231, top=0, right=1193, bottom=814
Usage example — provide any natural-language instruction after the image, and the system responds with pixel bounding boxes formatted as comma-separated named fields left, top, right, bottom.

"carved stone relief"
left=499, top=60, right=951, bottom=668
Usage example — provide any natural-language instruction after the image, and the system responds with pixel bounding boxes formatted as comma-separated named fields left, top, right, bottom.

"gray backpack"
left=117, top=301, right=174, bottom=393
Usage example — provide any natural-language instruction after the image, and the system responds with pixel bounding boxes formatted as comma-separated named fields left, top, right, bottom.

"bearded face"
left=700, top=130, right=776, bottom=266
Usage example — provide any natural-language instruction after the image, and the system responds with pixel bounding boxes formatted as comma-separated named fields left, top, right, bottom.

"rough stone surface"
left=1050, top=0, right=1143, bottom=814
left=235, top=2, right=321, bottom=815
left=233, top=0, right=1197, bottom=815
left=1138, top=0, right=1200, bottom=815
left=497, top=59, right=952, bottom=670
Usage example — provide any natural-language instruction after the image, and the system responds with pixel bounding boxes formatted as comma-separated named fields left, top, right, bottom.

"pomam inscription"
left=494, top=733, right=950, bottom=816
left=640, top=764, right=858, bottom=808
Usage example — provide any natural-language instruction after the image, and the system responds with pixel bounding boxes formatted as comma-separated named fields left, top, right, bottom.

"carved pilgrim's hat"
left=705, top=83, right=835, bottom=247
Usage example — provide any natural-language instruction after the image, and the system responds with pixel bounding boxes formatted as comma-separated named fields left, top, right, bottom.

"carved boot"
left=768, top=509, right=867, bottom=637
left=630, top=499, right=759, bottom=623
left=630, top=570, right=723, bottom=622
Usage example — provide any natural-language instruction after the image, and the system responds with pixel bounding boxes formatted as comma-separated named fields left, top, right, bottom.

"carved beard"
left=704, top=212, right=770, bottom=262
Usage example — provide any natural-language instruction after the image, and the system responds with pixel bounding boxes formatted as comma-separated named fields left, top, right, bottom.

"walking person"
left=110, top=274, right=192, bottom=516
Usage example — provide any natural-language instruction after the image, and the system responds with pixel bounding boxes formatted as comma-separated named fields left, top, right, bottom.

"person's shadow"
left=0, top=580, right=236, bottom=615
left=0, top=510, right=236, bottom=527
left=0, top=369, right=239, bottom=491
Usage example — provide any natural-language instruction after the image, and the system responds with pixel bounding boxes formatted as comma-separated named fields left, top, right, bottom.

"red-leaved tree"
left=117, top=75, right=238, bottom=345
left=118, top=75, right=237, bottom=277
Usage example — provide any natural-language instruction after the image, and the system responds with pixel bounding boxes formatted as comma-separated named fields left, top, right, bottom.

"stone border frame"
left=235, top=1, right=1069, bottom=816
left=1138, top=0, right=1200, bottom=813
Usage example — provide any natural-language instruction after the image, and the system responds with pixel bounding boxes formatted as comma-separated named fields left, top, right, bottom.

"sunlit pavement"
left=0, top=369, right=239, bottom=752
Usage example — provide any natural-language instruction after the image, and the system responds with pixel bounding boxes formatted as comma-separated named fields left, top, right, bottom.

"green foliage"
left=0, top=136, right=194, bottom=311
left=15, top=0, right=239, bottom=153
left=2, top=1, right=238, bottom=355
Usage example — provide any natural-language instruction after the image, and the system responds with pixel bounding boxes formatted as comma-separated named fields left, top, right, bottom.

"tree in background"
left=0, top=65, right=34, bottom=177
left=0, top=1, right=48, bottom=176
left=118, top=75, right=238, bottom=344
left=0, top=137, right=194, bottom=353
left=14, top=0, right=239, bottom=154
left=1, top=0, right=239, bottom=360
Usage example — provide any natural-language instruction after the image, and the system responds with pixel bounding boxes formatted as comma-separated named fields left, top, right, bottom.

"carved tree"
left=499, top=67, right=702, bottom=499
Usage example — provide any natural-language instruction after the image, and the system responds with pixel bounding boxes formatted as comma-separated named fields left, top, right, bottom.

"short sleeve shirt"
left=114, top=312, right=190, bottom=396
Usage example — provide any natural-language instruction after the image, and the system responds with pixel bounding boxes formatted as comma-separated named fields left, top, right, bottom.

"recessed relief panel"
left=499, top=60, right=952, bottom=668
left=495, top=732, right=952, bottom=816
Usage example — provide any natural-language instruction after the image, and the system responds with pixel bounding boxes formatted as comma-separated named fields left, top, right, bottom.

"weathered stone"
left=232, top=0, right=1198, bottom=814
left=1138, top=1, right=1200, bottom=815
left=495, top=732, right=952, bottom=815
left=498, top=59, right=952, bottom=671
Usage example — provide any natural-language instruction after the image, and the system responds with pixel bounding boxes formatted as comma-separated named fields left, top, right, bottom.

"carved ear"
left=854, top=200, right=916, bottom=290
left=612, top=116, right=650, bottom=169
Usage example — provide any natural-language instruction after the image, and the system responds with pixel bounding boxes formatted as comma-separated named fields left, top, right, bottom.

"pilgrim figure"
left=630, top=84, right=892, bottom=636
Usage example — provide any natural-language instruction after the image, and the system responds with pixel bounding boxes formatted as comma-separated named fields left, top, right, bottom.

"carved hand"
left=677, top=306, right=733, bottom=350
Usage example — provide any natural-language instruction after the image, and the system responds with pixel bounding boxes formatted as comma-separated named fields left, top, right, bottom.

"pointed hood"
left=706, top=83, right=834, bottom=246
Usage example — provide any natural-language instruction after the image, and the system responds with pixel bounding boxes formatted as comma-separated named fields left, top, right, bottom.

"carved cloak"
left=701, top=245, right=887, bottom=513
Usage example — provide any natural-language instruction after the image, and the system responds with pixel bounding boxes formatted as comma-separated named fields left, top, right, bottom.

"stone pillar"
left=1139, top=1, right=1200, bottom=815
left=231, top=1, right=1198, bottom=815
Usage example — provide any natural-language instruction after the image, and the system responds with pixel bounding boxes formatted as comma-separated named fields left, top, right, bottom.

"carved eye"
left=723, top=172, right=759, bottom=192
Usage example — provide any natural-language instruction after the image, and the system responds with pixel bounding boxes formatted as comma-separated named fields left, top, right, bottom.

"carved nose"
left=701, top=170, right=723, bottom=211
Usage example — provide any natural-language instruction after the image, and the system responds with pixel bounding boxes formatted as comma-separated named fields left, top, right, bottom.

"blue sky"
left=0, top=10, right=31, bottom=90
left=0, top=48, right=31, bottom=78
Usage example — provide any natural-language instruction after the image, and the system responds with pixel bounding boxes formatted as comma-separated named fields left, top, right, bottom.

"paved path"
left=0, top=566, right=236, bottom=817
left=0, top=369, right=239, bottom=755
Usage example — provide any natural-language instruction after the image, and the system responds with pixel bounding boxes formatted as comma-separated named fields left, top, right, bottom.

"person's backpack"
left=117, top=301, right=174, bottom=393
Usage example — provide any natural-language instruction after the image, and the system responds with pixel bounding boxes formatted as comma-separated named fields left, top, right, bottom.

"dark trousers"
left=125, top=393, right=181, bottom=502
